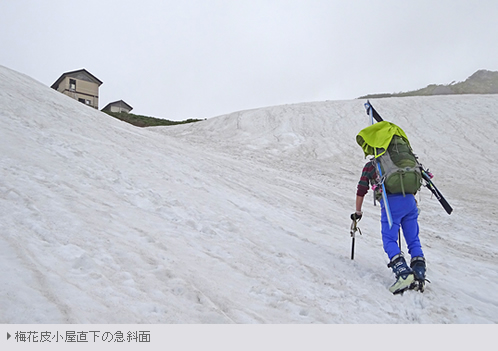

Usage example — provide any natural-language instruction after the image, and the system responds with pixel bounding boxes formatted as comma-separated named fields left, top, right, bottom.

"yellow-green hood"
left=356, top=121, right=410, bottom=157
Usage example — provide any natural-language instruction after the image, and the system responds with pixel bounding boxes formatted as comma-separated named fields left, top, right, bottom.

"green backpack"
left=377, top=135, right=422, bottom=195
left=356, top=121, right=422, bottom=195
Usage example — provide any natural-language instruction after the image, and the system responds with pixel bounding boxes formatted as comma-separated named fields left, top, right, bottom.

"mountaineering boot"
left=387, top=254, right=414, bottom=295
left=410, top=256, right=427, bottom=292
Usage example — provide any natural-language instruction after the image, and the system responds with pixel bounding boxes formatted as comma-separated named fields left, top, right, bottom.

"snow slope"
left=1, top=65, right=497, bottom=324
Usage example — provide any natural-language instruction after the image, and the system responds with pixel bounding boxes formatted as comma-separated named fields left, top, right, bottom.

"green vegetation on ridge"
left=102, top=111, right=204, bottom=127
left=359, top=69, right=498, bottom=99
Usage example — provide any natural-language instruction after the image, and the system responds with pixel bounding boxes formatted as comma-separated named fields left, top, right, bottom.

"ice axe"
left=350, top=218, right=362, bottom=260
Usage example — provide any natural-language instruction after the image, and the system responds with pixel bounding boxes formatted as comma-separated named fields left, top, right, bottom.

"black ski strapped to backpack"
left=363, top=100, right=453, bottom=214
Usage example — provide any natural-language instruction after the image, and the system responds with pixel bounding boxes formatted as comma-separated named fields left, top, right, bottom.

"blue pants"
left=380, top=194, right=424, bottom=260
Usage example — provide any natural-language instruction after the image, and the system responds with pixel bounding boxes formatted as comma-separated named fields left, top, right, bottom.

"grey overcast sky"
left=1, top=0, right=498, bottom=120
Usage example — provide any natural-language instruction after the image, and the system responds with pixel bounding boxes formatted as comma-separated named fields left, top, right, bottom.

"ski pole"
left=366, top=102, right=393, bottom=229
left=398, top=229, right=402, bottom=251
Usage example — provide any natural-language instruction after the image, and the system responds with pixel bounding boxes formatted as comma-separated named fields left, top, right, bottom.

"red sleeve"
left=356, top=162, right=375, bottom=197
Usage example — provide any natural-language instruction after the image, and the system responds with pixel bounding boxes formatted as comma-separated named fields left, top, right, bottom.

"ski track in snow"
left=0, top=65, right=497, bottom=324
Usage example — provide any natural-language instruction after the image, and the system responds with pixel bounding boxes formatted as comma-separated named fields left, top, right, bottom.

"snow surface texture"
left=0, top=65, right=497, bottom=324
